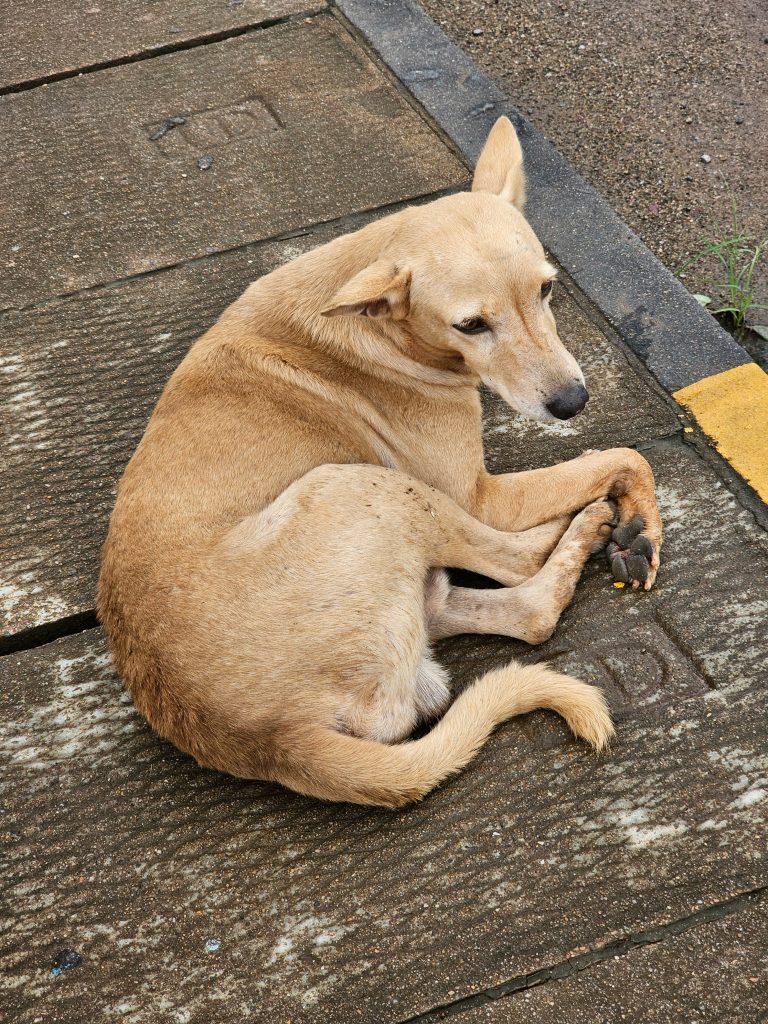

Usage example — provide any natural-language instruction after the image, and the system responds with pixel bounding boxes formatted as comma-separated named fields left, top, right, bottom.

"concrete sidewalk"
left=1, top=3, right=766, bottom=1022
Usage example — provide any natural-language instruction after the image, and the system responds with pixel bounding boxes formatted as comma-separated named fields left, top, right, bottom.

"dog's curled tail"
left=276, top=662, right=613, bottom=808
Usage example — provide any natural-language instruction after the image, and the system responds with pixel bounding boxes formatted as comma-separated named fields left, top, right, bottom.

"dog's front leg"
left=474, top=448, right=662, bottom=589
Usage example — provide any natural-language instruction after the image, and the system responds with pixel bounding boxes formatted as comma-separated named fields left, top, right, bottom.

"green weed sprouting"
left=679, top=197, right=768, bottom=333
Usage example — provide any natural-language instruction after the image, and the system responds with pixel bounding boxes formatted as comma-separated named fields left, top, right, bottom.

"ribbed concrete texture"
left=2, top=444, right=767, bottom=1022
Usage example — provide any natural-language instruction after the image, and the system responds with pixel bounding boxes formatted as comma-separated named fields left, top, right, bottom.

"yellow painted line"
left=674, top=362, right=768, bottom=502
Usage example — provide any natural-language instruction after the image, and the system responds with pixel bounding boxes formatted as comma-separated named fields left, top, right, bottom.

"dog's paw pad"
left=630, top=534, right=653, bottom=559
left=607, top=518, right=653, bottom=587
left=625, top=552, right=649, bottom=583
left=610, top=515, right=644, bottom=550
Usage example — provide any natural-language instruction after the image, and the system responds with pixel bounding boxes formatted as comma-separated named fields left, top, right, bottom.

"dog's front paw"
left=607, top=515, right=657, bottom=589
left=572, top=499, right=618, bottom=555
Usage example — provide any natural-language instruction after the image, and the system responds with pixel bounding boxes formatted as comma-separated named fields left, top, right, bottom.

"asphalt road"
left=421, top=0, right=767, bottom=323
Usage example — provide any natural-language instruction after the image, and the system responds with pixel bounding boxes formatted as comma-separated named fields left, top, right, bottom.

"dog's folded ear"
left=321, top=261, right=411, bottom=320
left=471, top=115, right=526, bottom=209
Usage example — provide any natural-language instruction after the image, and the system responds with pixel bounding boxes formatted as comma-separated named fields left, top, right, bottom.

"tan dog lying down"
left=98, top=117, right=662, bottom=807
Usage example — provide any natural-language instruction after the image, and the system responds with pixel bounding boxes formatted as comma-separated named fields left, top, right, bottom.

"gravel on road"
left=422, top=0, right=767, bottom=327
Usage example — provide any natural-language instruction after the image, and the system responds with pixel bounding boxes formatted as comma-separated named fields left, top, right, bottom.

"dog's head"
left=322, top=116, right=587, bottom=423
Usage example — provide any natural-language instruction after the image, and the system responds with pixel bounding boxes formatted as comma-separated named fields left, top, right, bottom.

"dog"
left=98, top=117, right=662, bottom=807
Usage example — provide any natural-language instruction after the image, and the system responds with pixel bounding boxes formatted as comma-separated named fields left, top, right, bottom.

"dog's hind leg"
left=500, top=515, right=574, bottom=578
left=427, top=499, right=615, bottom=644
left=184, top=465, right=612, bottom=802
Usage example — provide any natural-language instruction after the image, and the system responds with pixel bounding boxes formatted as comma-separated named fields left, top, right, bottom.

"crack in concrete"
left=0, top=8, right=328, bottom=98
left=401, top=885, right=768, bottom=1022
left=649, top=605, right=718, bottom=692
left=0, top=187, right=461, bottom=318
left=0, top=611, right=98, bottom=658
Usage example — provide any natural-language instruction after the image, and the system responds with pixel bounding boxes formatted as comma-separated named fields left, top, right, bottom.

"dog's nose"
left=545, top=381, right=589, bottom=420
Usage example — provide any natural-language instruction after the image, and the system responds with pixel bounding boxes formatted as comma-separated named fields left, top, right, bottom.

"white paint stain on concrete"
left=623, top=822, right=689, bottom=848
left=730, top=788, right=766, bottom=809
left=1, top=349, right=52, bottom=450
left=0, top=648, right=130, bottom=774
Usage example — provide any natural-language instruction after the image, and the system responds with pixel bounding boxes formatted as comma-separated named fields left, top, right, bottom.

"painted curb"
left=675, top=364, right=768, bottom=503
left=333, top=0, right=766, bottom=502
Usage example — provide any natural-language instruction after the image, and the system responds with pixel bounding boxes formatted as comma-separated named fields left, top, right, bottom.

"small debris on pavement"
left=204, top=938, right=221, bottom=953
left=701, top=154, right=712, bottom=163
left=149, top=115, right=186, bottom=141
left=197, top=156, right=214, bottom=171
left=52, top=949, right=82, bottom=976
left=469, top=102, right=495, bottom=117
left=403, top=69, right=441, bottom=81
left=472, top=27, right=484, bottom=36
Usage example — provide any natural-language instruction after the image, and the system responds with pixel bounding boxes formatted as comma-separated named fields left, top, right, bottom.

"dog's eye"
left=541, top=280, right=554, bottom=299
left=454, top=317, right=489, bottom=335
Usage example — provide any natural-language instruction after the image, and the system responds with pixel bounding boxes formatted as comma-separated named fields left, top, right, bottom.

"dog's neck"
left=237, top=216, right=475, bottom=390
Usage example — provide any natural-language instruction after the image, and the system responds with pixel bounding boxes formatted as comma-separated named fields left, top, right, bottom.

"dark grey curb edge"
left=334, top=0, right=752, bottom=395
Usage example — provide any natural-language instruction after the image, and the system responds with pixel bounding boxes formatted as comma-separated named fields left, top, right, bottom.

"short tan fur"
left=98, top=118, right=661, bottom=807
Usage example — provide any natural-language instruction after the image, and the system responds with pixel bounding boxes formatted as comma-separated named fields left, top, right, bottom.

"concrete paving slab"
left=2, top=446, right=766, bottom=1024
left=0, top=13, right=465, bottom=310
left=459, top=898, right=768, bottom=1024
left=0, top=1, right=319, bottom=92
left=0, top=244, right=678, bottom=642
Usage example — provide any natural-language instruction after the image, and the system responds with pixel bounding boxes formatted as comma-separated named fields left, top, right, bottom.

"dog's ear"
left=471, top=116, right=526, bottom=209
left=321, top=261, right=411, bottom=320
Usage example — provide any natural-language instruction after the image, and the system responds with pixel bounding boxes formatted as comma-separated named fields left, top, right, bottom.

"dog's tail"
left=274, top=661, right=613, bottom=808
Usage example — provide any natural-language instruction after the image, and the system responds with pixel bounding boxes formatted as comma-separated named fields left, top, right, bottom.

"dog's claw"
left=607, top=518, right=654, bottom=588
left=610, top=552, right=630, bottom=582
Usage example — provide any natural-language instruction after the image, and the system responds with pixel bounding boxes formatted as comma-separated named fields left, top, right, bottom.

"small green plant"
left=679, top=197, right=768, bottom=335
